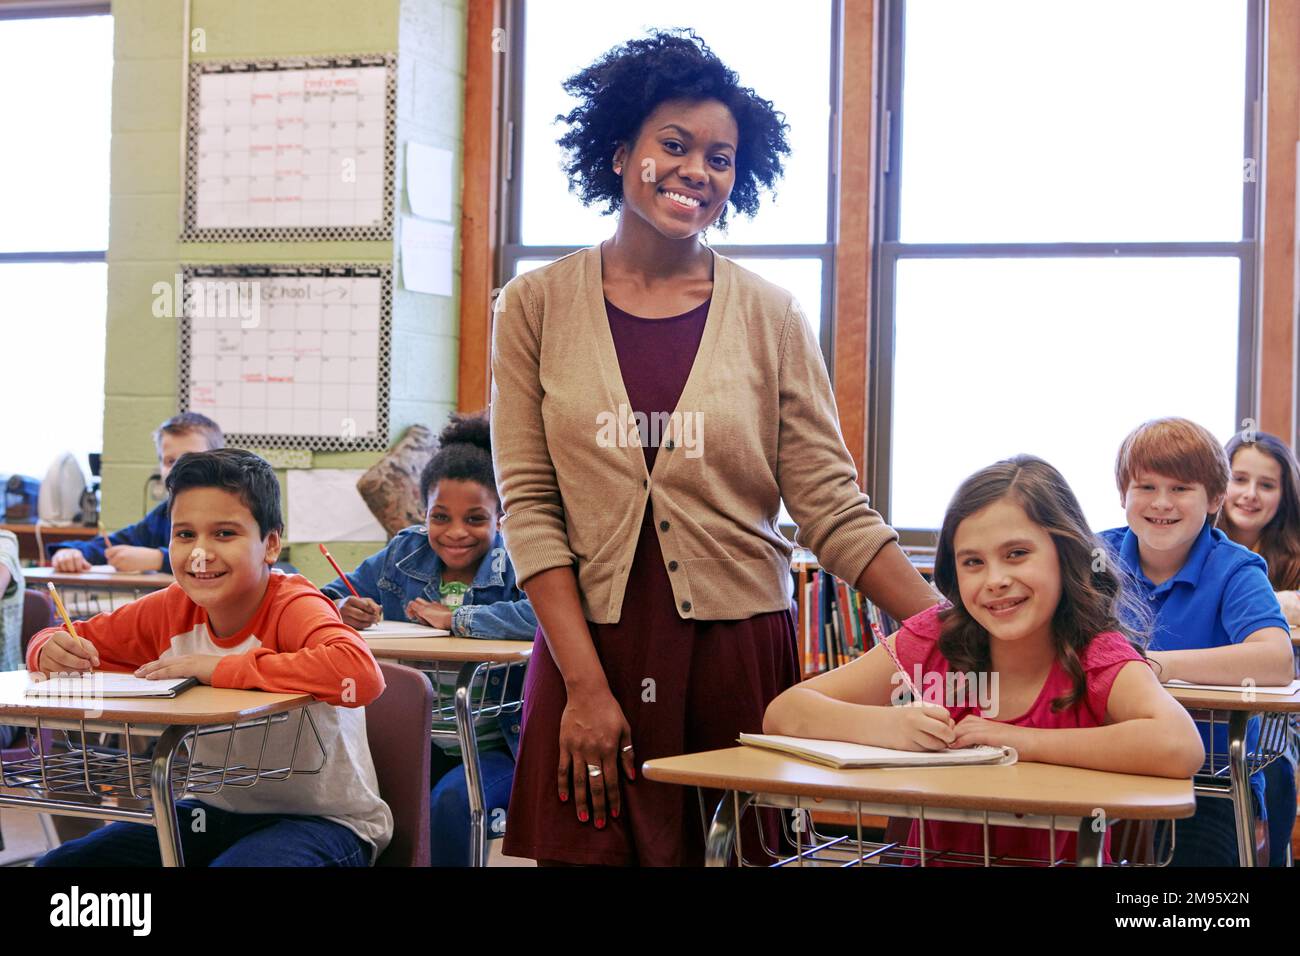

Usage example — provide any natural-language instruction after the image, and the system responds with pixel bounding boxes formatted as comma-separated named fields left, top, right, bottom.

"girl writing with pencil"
left=321, top=412, right=536, bottom=867
left=764, top=456, right=1205, bottom=865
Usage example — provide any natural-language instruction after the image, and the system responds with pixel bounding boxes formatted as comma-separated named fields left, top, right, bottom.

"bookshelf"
left=791, top=546, right=935, bottom=679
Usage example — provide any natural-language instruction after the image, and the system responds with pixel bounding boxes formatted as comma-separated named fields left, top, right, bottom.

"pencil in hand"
left=318, top=543, right=360, bottom=597
left=97, top=520, right=111, bottom=550
left=869, top=619, right=922, bottom=703
left=46, top=582, right=99, bottom=673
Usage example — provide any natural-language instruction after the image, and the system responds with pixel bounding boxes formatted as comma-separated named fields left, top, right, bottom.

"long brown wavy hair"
left=1220, top=431, right=1300, bottom=591
left=933, top=455, right=1150, bottom=712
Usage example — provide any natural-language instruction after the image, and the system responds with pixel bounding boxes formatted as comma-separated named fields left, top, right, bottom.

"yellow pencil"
left=97, top=520, right=111, bottom=550
left=46, top=582, right=79, bottom=640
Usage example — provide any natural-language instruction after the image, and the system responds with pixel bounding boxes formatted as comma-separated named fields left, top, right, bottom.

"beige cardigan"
left=489, top=245, right=897, bottom=623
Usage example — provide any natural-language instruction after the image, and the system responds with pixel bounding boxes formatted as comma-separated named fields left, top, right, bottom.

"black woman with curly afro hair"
left=491, top=29, right=937, bottom=867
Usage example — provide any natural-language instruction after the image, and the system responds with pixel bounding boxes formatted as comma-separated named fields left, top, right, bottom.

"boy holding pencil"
left=31, top=449, right=393, bottom=866
left=47, top=412, right=223, bottom=573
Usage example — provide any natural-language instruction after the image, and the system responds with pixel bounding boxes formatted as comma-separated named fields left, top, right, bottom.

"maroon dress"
left=502, top=297, right=800, bottom=866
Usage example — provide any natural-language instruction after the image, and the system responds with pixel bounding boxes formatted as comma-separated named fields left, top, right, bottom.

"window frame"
left=495, top=0, right=844, bottom=372
left=868, top=0, right=1264, bottom=544
left=0, top=0, right=110, bottom=271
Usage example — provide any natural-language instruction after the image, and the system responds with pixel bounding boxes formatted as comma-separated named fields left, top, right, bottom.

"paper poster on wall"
left=406, top=142, right=454, bottom=222
left=286, top=469, right=387, bottom=542
left=399, top=216, right=454, bottom=296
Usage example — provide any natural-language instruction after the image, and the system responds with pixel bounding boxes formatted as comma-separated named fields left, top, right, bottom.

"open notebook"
left=356, top=620, right=450, bottom=638
left=25, top=674, right=197, bottom=699
left=1164, top=678, right=1300, bottom=695
left=739, top=733, right=1017, bottom=769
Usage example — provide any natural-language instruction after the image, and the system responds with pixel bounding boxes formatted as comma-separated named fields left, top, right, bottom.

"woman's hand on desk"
left=103, top=545, right=164, bottom=573
left=135, top=655, right=220, bottom=685
left=51, top=549, right=93, bottom=573
left=558, top=687, right=635, bottom=829
left=405, top=599, right=453, bottom=630
left=36, top=631, right=101, bottom=674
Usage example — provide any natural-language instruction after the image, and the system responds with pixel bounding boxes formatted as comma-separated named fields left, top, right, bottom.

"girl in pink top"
left=764, top=455, right=1205, bottom=865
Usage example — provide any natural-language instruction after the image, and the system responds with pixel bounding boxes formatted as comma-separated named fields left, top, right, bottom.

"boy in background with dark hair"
left=49, top=412, right=225, bottom=573
left=30, top=449, right=392, bottom=866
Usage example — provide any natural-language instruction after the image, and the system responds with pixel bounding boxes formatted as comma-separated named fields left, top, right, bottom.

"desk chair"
left=0, top=591, right=60, bottom=862
left=367, top=661, right=434, bottom=867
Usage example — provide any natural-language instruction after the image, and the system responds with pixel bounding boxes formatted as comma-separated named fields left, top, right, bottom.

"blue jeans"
left=35, top=799, right=371, bottom=867
left=430, top=745, right=515, bottom=867
left=1263, top=757, right=1297, bottom=867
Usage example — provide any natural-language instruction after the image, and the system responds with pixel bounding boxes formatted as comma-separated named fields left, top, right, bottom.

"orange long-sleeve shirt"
left=28, top=571, right=384, bottom=705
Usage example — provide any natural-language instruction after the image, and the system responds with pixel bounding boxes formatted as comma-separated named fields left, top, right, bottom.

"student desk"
left=1164, top=682, right=1300, bottom=867
left=0, top=524, right=99, bottom=564
left=0, top=671, right=319, bottom=866
left=359, top=631, right=531, bottom=867
left=23, top=567, right=175, bottom=616
left=643, top=747, right=1196, bottom=867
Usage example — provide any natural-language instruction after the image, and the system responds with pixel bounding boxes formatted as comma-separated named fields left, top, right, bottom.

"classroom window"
left=500, top=0, right=838, bottom=359
left=0, top=8, right=112, bottom=479
left=873, top=0, right=1259, bottom=535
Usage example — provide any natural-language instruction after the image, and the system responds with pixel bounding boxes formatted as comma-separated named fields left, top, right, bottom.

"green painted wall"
left=104, top=0, right=465, bottom=583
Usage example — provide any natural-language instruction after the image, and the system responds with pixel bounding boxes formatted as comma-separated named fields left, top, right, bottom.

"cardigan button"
left=642, top=479, right=648, bottom=489
left=665, top=440, right=675, bottom=450
left=659, top=520, right=670, bottom=532
left=668, top=560, right=679, bottom=572
left=681, top=600, right=692, bottom=612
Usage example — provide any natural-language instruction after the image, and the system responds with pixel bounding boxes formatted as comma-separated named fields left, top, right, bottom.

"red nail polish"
left=611, top=807, right=619, bottom=819
left=595, top=818, right=605, bottom=829
left=559, top=792, right=568, bottom=803
left=578, top=809, right=589, bottom=823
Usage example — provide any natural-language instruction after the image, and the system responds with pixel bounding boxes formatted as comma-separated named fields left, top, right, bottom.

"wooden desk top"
left=0, top=670, right=312, bottom=726
left=23, top=567, right=176, bottom=590
left=359, top=634, right=533, bottom=663
left=0, top=523, right=99, bottom=538
left=642, top=746, right=1196, bottom=820
left=1163, top=682, right=1300, bottom=713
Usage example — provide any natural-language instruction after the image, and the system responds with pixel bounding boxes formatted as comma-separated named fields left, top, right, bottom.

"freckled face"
left=612, top=98, right=738, bottom=241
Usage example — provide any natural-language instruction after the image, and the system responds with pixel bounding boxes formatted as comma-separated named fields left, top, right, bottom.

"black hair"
left=153, top=412, right=225, bottom=452
left=556, top=29, right=791, bottom=230
left=419, top=412, right=497, bottom=507
left=165, top=449, right=283, bottom=538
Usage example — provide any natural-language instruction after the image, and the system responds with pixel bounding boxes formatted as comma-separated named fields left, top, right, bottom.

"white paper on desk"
left=26, top=673, right=194, bottom=698
left=285, top=470, right=387, bottom=543
left=400, top=216, right=454, bottom=296
left=406, top=143, right=454, bottom=222
left=356, top=620, right=450, bottom=638
left=739, top=733, right=1017, bottom=769
left=1165, top=678, right=1300, bottom=695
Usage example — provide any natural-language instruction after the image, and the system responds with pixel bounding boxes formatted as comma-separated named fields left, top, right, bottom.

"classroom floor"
left=0, top=812, right=536, bottom=866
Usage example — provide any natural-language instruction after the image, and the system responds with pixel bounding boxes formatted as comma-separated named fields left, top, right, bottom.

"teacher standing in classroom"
left=491, top=30, right=937, bottom=866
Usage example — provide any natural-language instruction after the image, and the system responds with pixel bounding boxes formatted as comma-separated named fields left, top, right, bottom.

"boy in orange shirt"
left=31, top=449, right=393, bottom=866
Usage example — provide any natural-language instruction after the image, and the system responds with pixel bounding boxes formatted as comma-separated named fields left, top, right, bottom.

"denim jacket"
left=320, top=526, right=537, bottom=639
left=321, top=527, right=536, bottom=757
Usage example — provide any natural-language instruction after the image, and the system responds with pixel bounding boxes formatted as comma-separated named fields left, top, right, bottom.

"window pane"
left=0, top=15, right=113, bottom=251
left=520, top=0, right=831, bottom=246
left=889, top=257, right=1240, bottom=530
left=732, top=257, right=823, bottom=344
left=899, top=0, right=1247, bottom=242
left=1, top=263, right=107, bottom=477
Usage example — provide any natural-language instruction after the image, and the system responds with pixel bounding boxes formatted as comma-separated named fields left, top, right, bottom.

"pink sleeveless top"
left=892, top=604, right=1143, bottom=866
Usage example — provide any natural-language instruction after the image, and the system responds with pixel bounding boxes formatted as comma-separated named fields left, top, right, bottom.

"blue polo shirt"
left=1100, top=522, right=1285, bottom=809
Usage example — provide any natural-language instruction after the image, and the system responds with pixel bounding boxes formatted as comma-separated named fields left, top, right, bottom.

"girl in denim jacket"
left=323, top=412, right=536, bottom=865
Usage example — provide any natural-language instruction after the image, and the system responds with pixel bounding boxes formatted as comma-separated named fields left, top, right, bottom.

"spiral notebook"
left=25, top=674, right=198, bottom=699
left=738, top=733, right=1017, bottom=769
